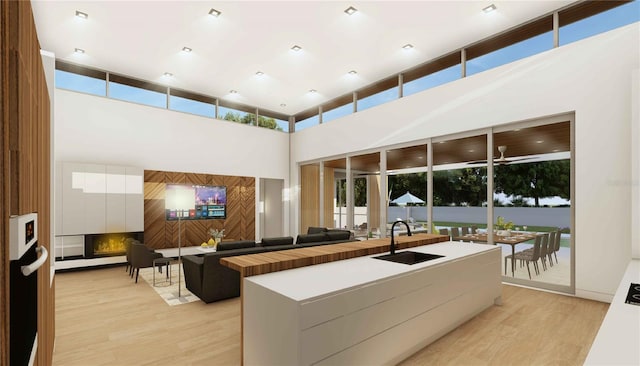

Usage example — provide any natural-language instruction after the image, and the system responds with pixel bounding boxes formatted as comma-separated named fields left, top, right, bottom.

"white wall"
left=41, top=50, right=56, bottom=284
left=55, top=90, right=291, bottom=238
left=291, top=24, right=640, bottom=301
left=632, top=68, right=639, bottom=259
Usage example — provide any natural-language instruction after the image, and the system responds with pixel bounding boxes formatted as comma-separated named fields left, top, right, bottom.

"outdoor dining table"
left=452, top=232, right=538, bottom=276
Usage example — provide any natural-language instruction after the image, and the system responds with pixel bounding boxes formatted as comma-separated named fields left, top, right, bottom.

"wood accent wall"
left=323, top=167, right=334, bottom=228
left=143, top=170, right=255, bottom=249
left=1, top=1, right=54, bottom=365
left=368, top=175, right=381, bottom=231
left=300, top=164, right=320, bottom=233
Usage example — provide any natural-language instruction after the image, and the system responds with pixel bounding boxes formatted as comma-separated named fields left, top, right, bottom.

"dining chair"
left=124, top=238, right=136, bottom=276
left=130, top=242, right=164, bottom=283
left=450, top=227, right=460, bottom=241
left=552, top=229, right=561, bottom=264
left=538, top=233, right=549, bottom=271
left=545, top=231, right=556, bottom=267
left=505, top=234, right=542, bottom=279
left=461, top=226, right=470, bottom=236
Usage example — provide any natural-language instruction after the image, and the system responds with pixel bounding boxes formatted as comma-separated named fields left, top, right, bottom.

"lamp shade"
left=165, top=185, right=196, bottom=211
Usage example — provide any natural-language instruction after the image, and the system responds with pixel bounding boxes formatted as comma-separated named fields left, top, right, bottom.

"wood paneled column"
left=1, top=1, right=54, bottom=364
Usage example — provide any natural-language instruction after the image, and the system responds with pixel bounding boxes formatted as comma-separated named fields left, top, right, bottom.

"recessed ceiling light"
left=402, top=43, right=414, bottom=50
left=468, top=149, right=475, bottom=153
left=553, top=149, right=560, bottom=152
left=255, top=71, right=264, bottom=76
left=182, top=46, right=192, bottom=53
left=75, top=10, right=88, bottom=19
left=514, top=128, right=521, bottom=131
left=291, top=45, right=302, bottom=52
left=309, top=89, right=317, bottom=93
left=417, top=156, right=424, bottom=159
left=229, top=89, right=238, bottom=94
left=163, top=72, right=173, bottom=77
left=74, top=48, right=85, bottom=54
left=536, top=140, right=544, bottom=144
left=348, top=70, right=358, bottom=75
left=344, top=6, right=357, bottom=15
left=483, top=4, right=497, bottom=13
left=280, top=103, right=287, bottom=107
left=208, top=8, right=221, bottom=17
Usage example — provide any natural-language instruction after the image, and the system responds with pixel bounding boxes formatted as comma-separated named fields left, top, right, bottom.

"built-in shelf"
left=55, top=162, right=143, bottom=236
left=55, top=255, right=126, bottom=270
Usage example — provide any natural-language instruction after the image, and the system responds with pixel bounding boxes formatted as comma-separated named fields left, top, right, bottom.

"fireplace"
left=84, top=232, right=144, bottom=259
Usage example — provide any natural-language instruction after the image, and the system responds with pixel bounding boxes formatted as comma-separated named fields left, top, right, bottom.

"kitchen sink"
left=373, top=251, right=444, bottom=265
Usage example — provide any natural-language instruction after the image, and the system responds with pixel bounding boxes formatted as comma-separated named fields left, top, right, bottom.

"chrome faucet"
left=390, top=220, right=412, bottom=255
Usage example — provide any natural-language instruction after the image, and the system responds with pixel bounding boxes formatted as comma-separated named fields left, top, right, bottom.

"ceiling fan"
left=468, top=145, right=533, bottom=165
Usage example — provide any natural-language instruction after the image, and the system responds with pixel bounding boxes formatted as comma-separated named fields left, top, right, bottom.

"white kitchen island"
left=243, top=242, right=502, bottom=365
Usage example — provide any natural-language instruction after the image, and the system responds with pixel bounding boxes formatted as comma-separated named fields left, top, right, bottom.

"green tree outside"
left=333, top=160, right=569, bottom=208
left=494, top=160, right=570, bottom=207
left=336, top=178, right=367, bottom=207
left=222, top=111, right=283, bottom=131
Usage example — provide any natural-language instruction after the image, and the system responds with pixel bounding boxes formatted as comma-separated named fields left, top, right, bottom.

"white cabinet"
left=106, top=165, right=126, bottom=232
left=243, top=243, right=502, bottom=366
left=56, top=162, right=144, bottom=236
left=61, top=162, right=87, bottom=235
left=84, top=163, right=107, bottom=234
left=54, top=235, right=84, bottom=258
left=125, top=166, right=144, bottom=232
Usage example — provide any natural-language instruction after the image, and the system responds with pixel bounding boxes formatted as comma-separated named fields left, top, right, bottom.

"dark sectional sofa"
left=182, top=229, right=353, bottom=303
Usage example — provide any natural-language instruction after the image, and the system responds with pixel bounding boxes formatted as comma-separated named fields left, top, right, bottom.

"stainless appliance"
left=9, top=213, right=47, bottom=366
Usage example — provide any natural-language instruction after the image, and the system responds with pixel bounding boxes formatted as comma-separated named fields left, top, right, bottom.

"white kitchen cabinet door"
left=106, top=165, right=126, bottom=232
left=83, top=163, right=106, bottom=234
left=61, top=162, right=86, bottom=235
left=125, top=166, right=144, bottom=232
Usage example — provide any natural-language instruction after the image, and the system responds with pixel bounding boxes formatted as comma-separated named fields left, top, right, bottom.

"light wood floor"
left=53, top=266, right=609, bottom=366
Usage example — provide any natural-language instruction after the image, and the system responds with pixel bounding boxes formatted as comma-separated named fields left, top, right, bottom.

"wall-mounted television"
left=165, top=184, right=227, bottom=220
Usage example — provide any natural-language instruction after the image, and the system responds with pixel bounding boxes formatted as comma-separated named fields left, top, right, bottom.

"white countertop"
left=585, top=259, right=640, bottom=365
left=246, top=242, right=500, bottom=302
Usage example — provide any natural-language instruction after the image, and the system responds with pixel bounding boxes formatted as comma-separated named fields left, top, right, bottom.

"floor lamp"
left=165, top=186, right=195, bottom=299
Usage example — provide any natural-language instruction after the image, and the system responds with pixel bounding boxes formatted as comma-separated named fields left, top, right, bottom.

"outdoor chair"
left=524, top=232, right=551, bottom=270
left=461, top=226, right=470, bottom=236
left=539, top=233, right=549, bottom=271
left=451, top=227, right=460, bottom=241
left=439, top=228, right=449, bottom=237
left=553, top=229, right=562, bottom=263
left=471, top=225, right=478, bottom=234
left=546, top=231, right=557, bottom=266
left=505, top=234, right=542, bottom=279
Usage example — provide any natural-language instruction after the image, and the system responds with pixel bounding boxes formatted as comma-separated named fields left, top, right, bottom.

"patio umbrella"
left=391, top=191, right=425, bottom=221
left=391, top=191, right=425, bottom=205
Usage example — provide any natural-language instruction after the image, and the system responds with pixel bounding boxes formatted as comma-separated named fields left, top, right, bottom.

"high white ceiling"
left=31, top=0, right=573, bottom=116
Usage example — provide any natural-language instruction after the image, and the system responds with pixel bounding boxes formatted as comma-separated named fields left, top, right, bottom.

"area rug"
left=138, top=263, right=201, bottom=306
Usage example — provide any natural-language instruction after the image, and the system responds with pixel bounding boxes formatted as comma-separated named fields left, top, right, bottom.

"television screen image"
left=165, top=184, right=227, bottom=220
